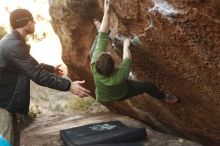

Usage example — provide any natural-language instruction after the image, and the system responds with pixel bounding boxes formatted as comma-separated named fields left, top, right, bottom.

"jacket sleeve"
left=9, top=42, right=71, bottom=91
left=90, top=32, right=108, bottom=64
left=38, top=63, right=55, bottom=73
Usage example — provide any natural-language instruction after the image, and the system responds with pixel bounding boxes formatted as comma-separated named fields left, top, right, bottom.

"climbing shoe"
left=111, top=41, right=123, bottom=53
left=111, top=34, right=128, bottom=52
left=110, top=35, right=124, bottom=52
left=130, top=36, right=143, bottom=48
left=112, top=34, right=143, bottom=51
left=163, top=94, right=178, bottom=103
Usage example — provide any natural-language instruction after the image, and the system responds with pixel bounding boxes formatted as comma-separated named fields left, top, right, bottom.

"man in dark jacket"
left=0, top=9, right=90, bottom=145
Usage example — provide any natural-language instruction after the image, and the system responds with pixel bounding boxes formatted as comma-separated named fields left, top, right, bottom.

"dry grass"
left=66, top=96, right=108, bottom=113
left=0, top=25, right=7, bottom=39
left=30, top=81, right=108, bottom=114
left=54, top=0, right=68, bottom=6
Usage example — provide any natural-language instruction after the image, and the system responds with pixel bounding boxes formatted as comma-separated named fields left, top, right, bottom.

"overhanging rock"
left=49, top=0, right=220, bottom=145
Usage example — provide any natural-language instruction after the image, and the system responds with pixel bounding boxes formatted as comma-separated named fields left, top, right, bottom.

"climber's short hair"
left=95, top=53, right=115, bottom=76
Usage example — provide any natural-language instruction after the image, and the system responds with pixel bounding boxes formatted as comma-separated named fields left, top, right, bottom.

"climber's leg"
left=124, top=79, right=165, bottom=99
left=122, top=79, right=178, bottom=103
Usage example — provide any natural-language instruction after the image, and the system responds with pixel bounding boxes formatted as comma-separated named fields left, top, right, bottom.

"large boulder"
left=49, top=0, right=220, bottom=145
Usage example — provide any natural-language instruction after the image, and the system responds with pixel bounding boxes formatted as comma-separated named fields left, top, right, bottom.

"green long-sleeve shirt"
left=90, top=32, right=132, bottom=103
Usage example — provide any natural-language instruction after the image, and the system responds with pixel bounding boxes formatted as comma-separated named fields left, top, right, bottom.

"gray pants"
left=0, top=108, right=22, bottom=146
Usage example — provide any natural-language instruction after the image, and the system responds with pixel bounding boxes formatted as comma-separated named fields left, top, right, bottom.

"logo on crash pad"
left=89, top=124, right=118, bottom=131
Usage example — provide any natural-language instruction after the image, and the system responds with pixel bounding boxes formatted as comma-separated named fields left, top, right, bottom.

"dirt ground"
left=21, top=112, right=202, bottom=146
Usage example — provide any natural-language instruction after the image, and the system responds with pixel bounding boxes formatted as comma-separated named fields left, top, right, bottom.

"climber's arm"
left=99, top=0, right=110, bottom=33
left=123, top=39, right=131, bottom=60
left=90, top=0, right=110, bottom=64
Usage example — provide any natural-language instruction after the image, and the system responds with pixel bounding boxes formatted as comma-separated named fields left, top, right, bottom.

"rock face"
left=49, top=0, right=220, bottom=145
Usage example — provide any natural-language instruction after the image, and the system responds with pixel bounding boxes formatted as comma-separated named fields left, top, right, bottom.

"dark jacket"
left=0, top=30, right=71, bottom=115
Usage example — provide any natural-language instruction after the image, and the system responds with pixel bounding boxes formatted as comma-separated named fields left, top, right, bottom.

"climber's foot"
left=111, top=42, right=123, bottom=53
left=115, top=34, right=127, bottom=43
left=130, top=36, right=143, bottom=48
left=163, top=94, right=178, bottom=103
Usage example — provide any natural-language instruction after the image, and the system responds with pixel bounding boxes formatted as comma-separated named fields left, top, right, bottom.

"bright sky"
left=0, top=0, right=64, bottom=66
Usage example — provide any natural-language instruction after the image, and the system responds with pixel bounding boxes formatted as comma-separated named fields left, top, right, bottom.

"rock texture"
left=21, top=112, right=202, bottom=146
left=49, top=0, right=220, bottom=145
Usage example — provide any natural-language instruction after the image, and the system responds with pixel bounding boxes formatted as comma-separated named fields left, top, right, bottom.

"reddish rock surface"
left=49, top=0, right=220, bottom=145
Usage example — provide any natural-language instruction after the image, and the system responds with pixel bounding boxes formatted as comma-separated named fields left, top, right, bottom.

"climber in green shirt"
left=90, top=0, right=178, bottom=103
